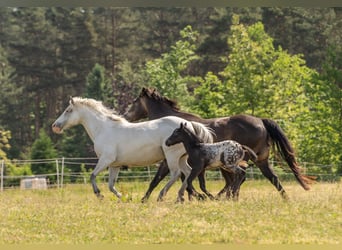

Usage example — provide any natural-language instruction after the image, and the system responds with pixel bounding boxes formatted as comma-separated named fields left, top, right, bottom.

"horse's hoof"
left=214, top=195, right=221, bottom=201
left=198, top=194, right=207, bottom=201
left=207, top=194, right=215, bottom=201
left=176, top=196, right=185, bottom=204
left=96, top=193, right=104, bottom=200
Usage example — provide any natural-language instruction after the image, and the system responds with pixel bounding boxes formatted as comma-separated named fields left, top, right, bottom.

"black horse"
left=166, top=122, right=258, bottom=202
left=124, top=87, right=313, bottom=201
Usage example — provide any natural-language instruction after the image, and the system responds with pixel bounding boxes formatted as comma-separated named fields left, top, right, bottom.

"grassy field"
left=0, top=179, right=341, bottom=244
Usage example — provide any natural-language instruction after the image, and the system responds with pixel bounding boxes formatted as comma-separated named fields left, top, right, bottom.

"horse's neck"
left=79, top=108, right=109, bottom=142
left=147, top=101, right=205, bottom=123
left=147, top=101, right=176, bottom=120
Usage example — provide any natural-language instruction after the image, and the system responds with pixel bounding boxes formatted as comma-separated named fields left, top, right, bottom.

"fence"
left=0, top=157, right=341, bottom=191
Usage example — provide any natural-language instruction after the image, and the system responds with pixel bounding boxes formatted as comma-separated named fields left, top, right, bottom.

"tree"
left=85, top=63, right=113, bottom=103
left=0, top=129, right=11, bottom=161
left=262, top=8, right=337, bottom=71
left=300, top=45, right=342, bottom=170
left=30, top=129, right=57, bottom=176
left=142, top=25, right=200, bottom=108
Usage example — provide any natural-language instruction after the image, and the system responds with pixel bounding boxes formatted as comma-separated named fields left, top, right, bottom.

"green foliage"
left=0, top=129, right=11, bottom=160
left=0, top=7, right=340, bottom=172
left=85, top=63, right=107, bottom=100
left=30, top=129, right=57, bottom=176
left=193, top=16, right=340, bottom=170
left=143, top=25, right=200, bottom=108
left=193, top=72, right=225, bottom=118
left=4, top=163, right=32, bottom=186
left=300, top=45, right=342, bottom=170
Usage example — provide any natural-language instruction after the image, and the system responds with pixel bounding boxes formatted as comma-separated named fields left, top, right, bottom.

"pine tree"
left=30, top=129, right=57, bottom=177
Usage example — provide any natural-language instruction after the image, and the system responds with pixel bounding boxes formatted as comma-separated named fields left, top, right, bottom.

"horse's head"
left=165, top=122, right=189, bottom=146
left=124, top=87, right=180, bottom=122
left=52, top=97, right=81, bottom=134
left=124, top=88, right=151, bottom=121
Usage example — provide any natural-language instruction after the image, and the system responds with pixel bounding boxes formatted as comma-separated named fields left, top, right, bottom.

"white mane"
left=72, top=97, right=126, bottom=122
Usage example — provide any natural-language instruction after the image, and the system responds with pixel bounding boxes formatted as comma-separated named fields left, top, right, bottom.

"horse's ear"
left=69, top=96, right=74, bottom=105
left=141, top=87, right=149, bottom=97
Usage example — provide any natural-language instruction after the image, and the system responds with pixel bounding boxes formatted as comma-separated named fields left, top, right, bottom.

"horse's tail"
left=190, top=121, right=214, bottom=143
left=241, top=145, right=257, bottom=162
left=261, top=118, right=314, bottom=190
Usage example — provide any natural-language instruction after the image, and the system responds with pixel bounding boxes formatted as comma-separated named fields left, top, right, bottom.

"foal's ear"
left=180, top=122, right=187, bottom=129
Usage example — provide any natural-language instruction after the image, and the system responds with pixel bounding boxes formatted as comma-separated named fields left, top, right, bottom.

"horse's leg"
left=157, top=168, right=181, bottom=202
left=141, top=160, right=169, bottom=203
left=90, top=156, right=113, bottom=199
left=215, top=169, right=233, bottom=200
left=108, top=166, right=122, bottom=199
left=197, top=169, right=215, bottom=200
left=257, top=159, right=289, bottom=200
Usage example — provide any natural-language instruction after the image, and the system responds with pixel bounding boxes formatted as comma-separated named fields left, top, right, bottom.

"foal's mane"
left=182, top=124, right=203, bottom=145
left=141, top=88, right=180, bottom=111
left=72, top=97, right=126, bottom=122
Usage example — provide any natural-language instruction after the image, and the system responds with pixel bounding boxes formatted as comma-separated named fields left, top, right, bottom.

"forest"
left=0, top=7, right=341, bottom=178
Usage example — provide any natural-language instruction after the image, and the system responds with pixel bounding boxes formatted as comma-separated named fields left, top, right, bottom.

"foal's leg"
left=108, top=166, right=122, bottom=199
left=216, top=169, right=234, bottom=200
left=185, top=161, right=207, bottom=201
left=180, top=172, right=207, bottom=201
left=231, top=168, right=246, bottom=201
left=197, top=170, right=215, bottom=200
left=141, top=160, right=169, bottom=203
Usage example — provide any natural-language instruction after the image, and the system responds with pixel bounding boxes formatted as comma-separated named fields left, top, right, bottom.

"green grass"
left=0, top=180, right=341, bottom=244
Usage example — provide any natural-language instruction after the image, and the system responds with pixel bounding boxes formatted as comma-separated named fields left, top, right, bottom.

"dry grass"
left=0, top=180, right=341, bottom=244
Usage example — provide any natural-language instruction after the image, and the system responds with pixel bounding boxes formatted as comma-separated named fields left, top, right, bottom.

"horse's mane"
left=72, top=97, right=126, bottom=122
left=141, top=88, right=180, bottom=111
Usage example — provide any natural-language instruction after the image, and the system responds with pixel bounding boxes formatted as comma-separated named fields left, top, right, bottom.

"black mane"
left=141, top=87, right=180, bottom=111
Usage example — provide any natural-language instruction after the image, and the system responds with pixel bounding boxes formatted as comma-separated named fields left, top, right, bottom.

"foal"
left=166, top=123, right=257, bottom=200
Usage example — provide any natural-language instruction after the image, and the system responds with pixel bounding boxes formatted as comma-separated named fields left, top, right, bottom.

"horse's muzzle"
left=52, top=123, right=63, bottom=134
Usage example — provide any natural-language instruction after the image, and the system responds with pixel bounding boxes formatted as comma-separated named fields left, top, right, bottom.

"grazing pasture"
left=0, top=180, right=341, bottom=244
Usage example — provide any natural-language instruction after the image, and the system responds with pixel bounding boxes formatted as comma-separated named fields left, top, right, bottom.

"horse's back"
left=211, top=114, right=268, bottom=156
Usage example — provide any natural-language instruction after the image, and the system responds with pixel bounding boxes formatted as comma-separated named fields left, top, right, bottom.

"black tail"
left=262, top=118, right=313, bottom=190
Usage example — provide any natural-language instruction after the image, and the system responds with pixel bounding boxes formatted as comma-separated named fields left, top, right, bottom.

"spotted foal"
left=166, top=122, right=257, bottom=201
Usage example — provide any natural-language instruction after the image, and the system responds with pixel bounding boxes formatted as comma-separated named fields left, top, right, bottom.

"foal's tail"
left=241, top=145, right=257, bottom=162
left=190, top=121, right=214, bottom=143
left=261, top=118, right=314, bottom=190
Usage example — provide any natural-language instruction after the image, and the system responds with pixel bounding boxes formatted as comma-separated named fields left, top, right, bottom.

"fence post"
left=147, top=166, right=151, bottom=181
left=55, top=159, right=59, bottom=188
left=0, top=160, right=4, bottom=192
left=61, top=157, right=65, bottom=188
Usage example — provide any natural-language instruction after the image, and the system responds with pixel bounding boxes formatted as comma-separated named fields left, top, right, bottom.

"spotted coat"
left=199, top=140, right=245, bottom=172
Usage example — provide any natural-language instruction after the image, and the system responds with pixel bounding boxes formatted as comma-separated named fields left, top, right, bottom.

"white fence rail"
left=0, top=157, right=340, bottom=191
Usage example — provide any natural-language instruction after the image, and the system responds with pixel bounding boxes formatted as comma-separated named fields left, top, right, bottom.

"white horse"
left=52, top=97, right=213, bottom=202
